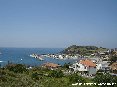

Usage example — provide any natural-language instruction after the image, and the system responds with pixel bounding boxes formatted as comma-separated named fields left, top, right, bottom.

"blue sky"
left=0, top=0, right=117, bottom=48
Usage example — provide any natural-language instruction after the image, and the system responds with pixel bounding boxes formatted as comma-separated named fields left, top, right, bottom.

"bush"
left=0, top=70, right=7, bottom=82
left=69, top=74, right=86, bottom=83
left=97, top=69, right=104, bottom=73
left=6, top=64, right=28, bottom=73
left=93, top=73, right=117, bottom=87
left=110, top=56, right=117, bottom=63
left=0, top=76, right=7, bottom=82
left=63, top=63, right=71, bottom=69
left=31, top=72, right=39, bottom=80
left=49, top=70, right=64, bottom=78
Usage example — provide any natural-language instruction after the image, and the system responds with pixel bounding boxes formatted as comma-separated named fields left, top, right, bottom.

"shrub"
left=49, top=70, right=64, bottom=78
left=69, top=74, right=86, bottom=83
left=31, top=72, right=39, bottom=80
left=6, top=64, right=28, bottom=73
left=93, top=73, right=117, bottom=87
left=63, top=63, right=71, bottom=69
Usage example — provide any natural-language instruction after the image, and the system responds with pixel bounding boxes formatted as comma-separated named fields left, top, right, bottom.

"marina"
left=0, top=48, right=76, bottom=67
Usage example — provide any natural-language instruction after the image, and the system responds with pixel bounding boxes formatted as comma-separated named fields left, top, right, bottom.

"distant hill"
left=61, top=45, right=108, bottom=56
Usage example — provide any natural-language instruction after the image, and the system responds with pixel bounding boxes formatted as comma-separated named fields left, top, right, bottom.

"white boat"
left=37, top=57, right=44, bottom=61
left=30, top=54, right=36, bottom=57
left=30, top=54, right=44, bottom=61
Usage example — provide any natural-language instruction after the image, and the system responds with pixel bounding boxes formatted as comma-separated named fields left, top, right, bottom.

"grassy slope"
left=0, top=68, right=95, bottom=87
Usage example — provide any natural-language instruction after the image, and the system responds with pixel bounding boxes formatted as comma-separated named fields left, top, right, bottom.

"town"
left=28, top=45, right=117, bottom=77
left=1, top=45, right=117, bottom=87
left=41, top=45, right=117, bottom=77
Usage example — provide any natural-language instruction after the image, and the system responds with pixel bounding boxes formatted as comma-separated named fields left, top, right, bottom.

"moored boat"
left=30, top=54, right=44, bottom=61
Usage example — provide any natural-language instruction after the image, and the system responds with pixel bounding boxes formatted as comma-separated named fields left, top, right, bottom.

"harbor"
left=0, top=48, right=76, bottom=67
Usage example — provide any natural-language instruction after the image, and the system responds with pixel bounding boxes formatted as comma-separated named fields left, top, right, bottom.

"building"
left=110, top=62, right=117, bottom=73
left=97, top=61, right=110, bottom=72
left=96, top=63, right=102, bottom=71
left=42, top=62, right=61, bottom=70
left=69, top=59, right=96, bottom=75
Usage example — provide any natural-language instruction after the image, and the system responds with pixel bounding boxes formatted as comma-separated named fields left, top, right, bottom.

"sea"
left=0, top=48, right=77, bottom=67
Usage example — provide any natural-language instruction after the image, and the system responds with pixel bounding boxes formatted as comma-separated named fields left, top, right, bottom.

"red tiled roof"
left=110, top=62, right=117, bottom=70
left=43, top=62, right=60, bottom=68
left=80, top=59, right=96, bottom=67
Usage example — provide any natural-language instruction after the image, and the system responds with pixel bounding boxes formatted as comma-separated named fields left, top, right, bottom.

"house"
left=110, top=62, right=117, bottom=73
left=89, top=57, right=102, bottom=63
left=96, top=61, right=110, bottom=72
left=69, top=59, right=96, bottom=75
left=42, top=62, right=61, bottom=70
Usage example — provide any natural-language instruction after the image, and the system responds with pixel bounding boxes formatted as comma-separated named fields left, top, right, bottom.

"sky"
left=0, top=0, right=117, bottom=48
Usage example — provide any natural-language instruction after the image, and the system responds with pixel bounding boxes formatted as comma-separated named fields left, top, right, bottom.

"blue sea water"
left=0, top=48, right=76, bottom=67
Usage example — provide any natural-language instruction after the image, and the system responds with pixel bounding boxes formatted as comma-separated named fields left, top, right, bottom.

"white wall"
left=96, top=64, right=102, bottom=71
left=70, top=63, right=88, bottom=71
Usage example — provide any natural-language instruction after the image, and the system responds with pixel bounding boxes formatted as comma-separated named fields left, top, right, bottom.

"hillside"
left=61, top=45, right=108, bottom=56
left=0, top=64, right=95, bottom=87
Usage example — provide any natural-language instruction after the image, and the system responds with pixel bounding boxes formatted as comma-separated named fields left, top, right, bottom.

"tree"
left=6, top=64, right=28, bottom=73
left=63, top=63, right=71, bottom=69
left=60, top=45, right=101, bottom=56
left=49, top=70, right=64, bottom=78
left=93, top=73, right=117, bottom=87
left=69, top=74, right=86, bottom=83
left=110, top=56, right=117, bottom=64
left=31, top=72, right=39, bottom=80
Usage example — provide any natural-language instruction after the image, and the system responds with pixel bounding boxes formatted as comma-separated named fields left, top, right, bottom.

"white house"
left=69, top=59, right=96, bottom=75
left=96, top=61, right=110, bottom=71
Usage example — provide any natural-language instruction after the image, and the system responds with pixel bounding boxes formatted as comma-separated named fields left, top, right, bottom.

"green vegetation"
left=69, top=73, right=86, bottom=83
left=1, top=63, right=117, bottom=87
left=109, top=56, right=117, bottom=64
left=6, top=64, right=28, bottom=73
left=0, top=64, right=95, bottom=87
left=49, top=70, right=64, bottom=78
left=93, top=73, right=117, bottom=87
left=61, top=45, right=107, bottom=56
left=62, top=62, right=71, bottom=69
